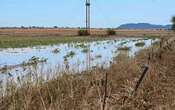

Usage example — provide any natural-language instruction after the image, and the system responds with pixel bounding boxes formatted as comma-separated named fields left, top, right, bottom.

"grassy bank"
left=0, top=29, right=166, bottom=48
left=0, top=37, right=175, bottom=110
left=0, top=36, right=108, bottom=48
left=0, top=35, right=159, bottom=48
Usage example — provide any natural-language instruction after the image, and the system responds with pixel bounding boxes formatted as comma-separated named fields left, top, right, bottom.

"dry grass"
left=0, top=28, right=174, bottom=37
left=0, top=28, right=173, bottom=48
left=0, top=37, right=175, bottom=110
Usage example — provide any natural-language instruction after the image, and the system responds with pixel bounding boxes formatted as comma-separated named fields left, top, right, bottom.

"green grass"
left=95, top=54, right=102, bottom=58
left=119, top=41, right=128, bottom=45
left=145, top=36, right=159, bottom=40
left=52, top=48, right=60, bottom=54
left=25, top=56, right=48, bottom=64
left=0, top=35, right=107, bottom=48
left=75, top=43, right=88, bottom=48
left=81, top=48, right=89, bottom=53
left=135, top=42, right=145, bottom=47
left=64, top=51, right=76, bottom=59
left=118, top=46, right=131, bottom=51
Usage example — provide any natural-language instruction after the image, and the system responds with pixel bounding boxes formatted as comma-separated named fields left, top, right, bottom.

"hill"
left=118, top=23, right=172, bottom=29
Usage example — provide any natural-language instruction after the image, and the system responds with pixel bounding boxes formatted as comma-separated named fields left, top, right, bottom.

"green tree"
left=53, top=26, right=58, bottom=28
left=171, top=16, right=175, bottom=32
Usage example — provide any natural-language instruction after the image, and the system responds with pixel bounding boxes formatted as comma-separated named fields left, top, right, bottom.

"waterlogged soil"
left=0, top=37, right=158, bottom=84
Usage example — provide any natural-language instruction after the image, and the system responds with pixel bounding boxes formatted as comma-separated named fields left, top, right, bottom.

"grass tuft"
left=135, top=42, right=145, bottom=47
left=118, top=46, right=131, bottom=51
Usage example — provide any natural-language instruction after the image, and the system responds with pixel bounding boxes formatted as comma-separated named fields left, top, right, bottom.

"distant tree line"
left=0, top=26, right=83, bottom=29
left=172, top=16, right=175, bottom=32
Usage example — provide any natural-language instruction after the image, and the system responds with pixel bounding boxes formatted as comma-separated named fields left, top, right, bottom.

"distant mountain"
left=118, top=23, right=172, bottom=29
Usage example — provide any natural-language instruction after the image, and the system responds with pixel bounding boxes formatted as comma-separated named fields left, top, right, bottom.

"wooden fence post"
left=132, top=65, right=149, bottom=95
left=102, top=72, right=108, bottom=110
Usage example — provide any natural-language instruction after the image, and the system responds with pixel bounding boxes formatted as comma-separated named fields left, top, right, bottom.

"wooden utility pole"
left=85, top=0, right=91, bottom=70
left=86, top=0, right=90, bottom=34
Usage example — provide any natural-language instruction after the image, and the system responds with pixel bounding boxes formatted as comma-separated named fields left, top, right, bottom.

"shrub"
left=78, top=29, right=90, bottom=36
left=107, top=29, right=116, bottom=35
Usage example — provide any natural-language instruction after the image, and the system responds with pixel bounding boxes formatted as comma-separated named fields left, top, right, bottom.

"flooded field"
left=0, top=37, right=158, bottom=85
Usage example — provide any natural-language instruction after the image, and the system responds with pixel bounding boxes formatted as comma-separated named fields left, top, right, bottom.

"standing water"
left=0, top=37, right=158, bottom=85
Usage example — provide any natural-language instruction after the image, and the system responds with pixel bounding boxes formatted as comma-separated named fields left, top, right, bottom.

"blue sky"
left=0, top=0, right=174, bottom=28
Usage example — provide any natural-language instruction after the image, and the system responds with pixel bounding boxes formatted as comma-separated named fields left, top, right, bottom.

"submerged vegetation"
left=0, top=56, right=47, bottom=72
left=135, top=42, right=145, bottom=47
left=82, top=48, right=89, bottom=53
left=27, top=56, right=48, bottom=64
left=52, top=48, right=60, bottom=54
left=95, top=54, right=102, bottom=58
left=64, top=51, right=76, bottom=59
left=119, top=41, right=128, bottom=45
left=118, top=46, right=131, bottom=51
left=0, top=37, right=159, bottom=76
left=75, top=43, right=88, bottom=48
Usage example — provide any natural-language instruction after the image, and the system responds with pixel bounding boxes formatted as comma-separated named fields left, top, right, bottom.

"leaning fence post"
left=132, top=64, right=149, bottom=95
left=102, top=72, right=108, bottom=110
